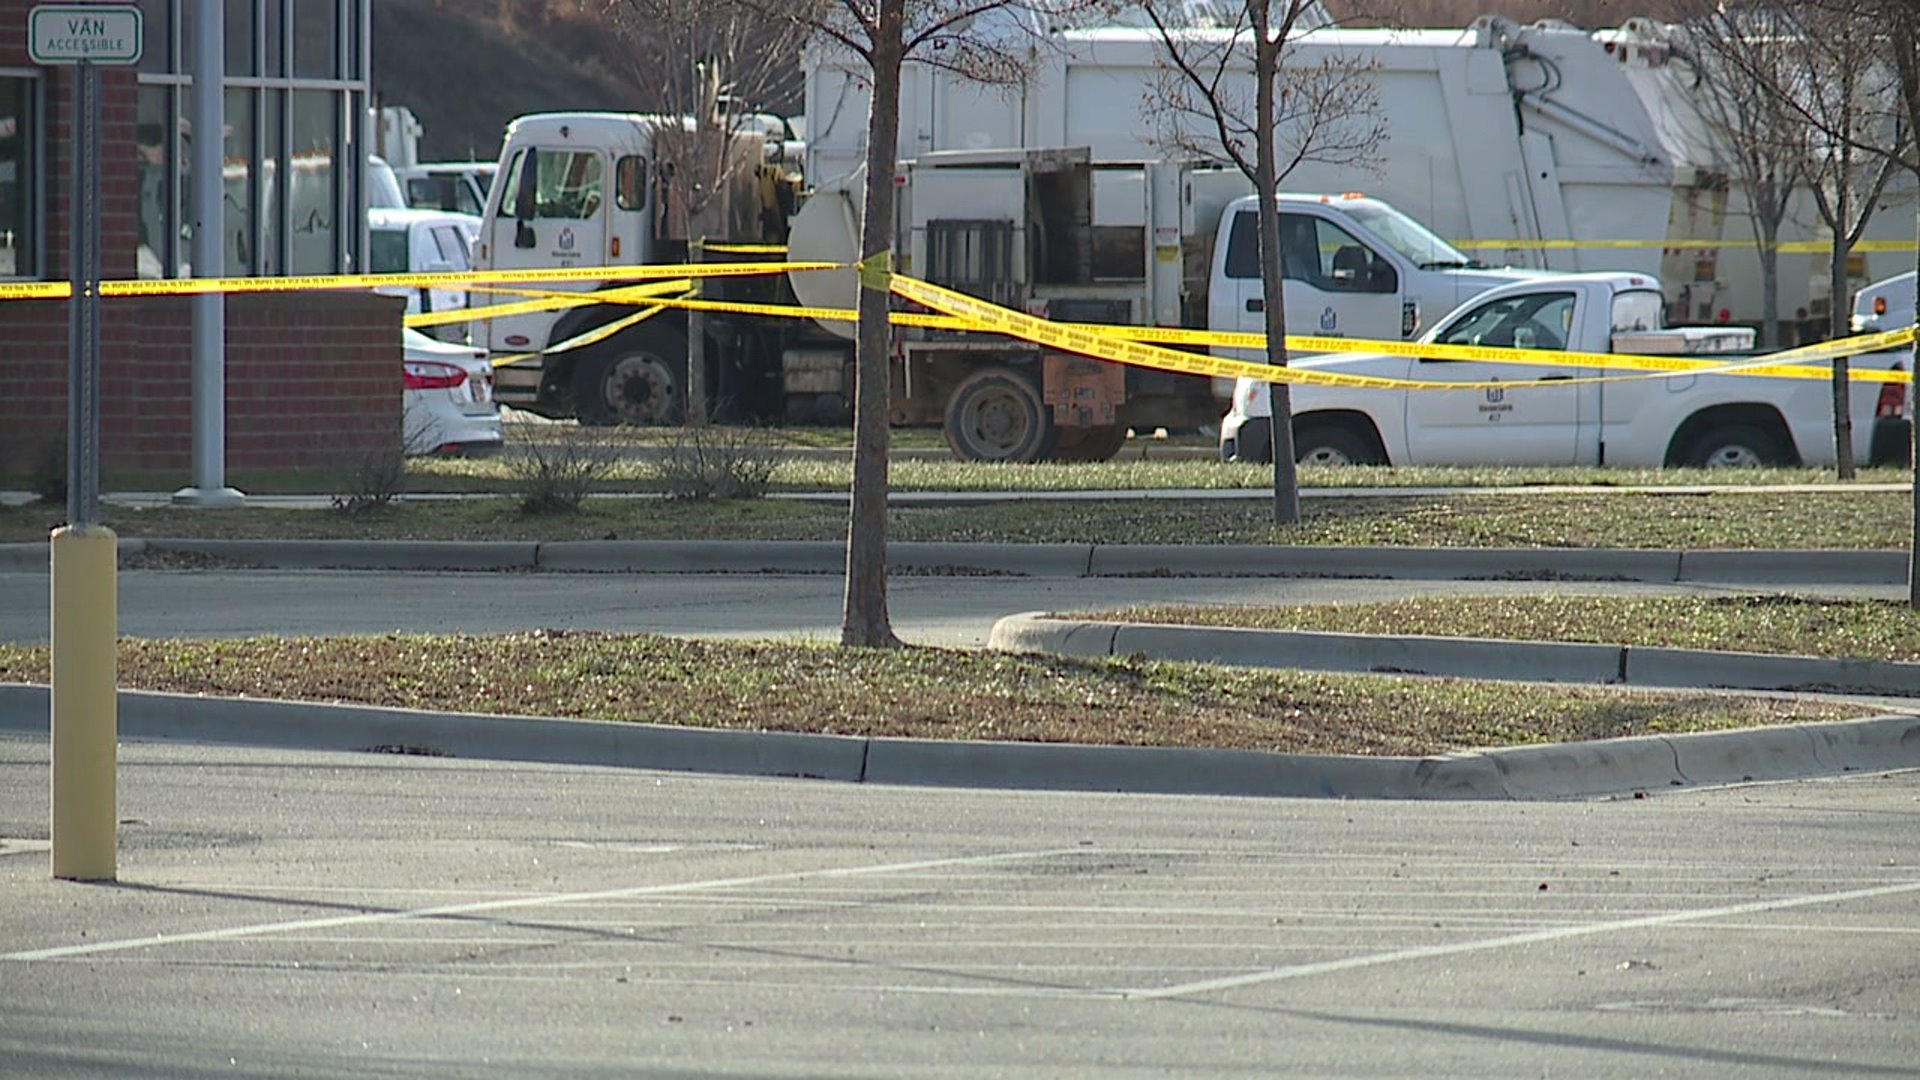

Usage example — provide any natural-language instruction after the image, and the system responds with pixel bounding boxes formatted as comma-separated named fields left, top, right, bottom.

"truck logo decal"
left=1485, top=385, right=1506, bottom=404
left=1319, top=306, right=1337, bottom=332
left=557, top=228, right=576, bottom=252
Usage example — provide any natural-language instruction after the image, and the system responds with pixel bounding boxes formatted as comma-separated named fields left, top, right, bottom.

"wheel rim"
left=1702, top=444, right=1764, bottom=468
left=1299, top=444, right=1354, bottom=467
left=959, top=385, right=1036, bottom=458
left=601, top=353, right=679, bottom=426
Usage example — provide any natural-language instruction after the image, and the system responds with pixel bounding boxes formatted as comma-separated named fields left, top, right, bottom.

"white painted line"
left=1123, top=879, right=1920, bottom=1001
left=0, top=847, right=1084, bottom=963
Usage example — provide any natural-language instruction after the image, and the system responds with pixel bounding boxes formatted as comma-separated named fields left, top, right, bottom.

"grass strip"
left=1, top=491, right=1910, bottom=548
left=0, top=634, right=1857, bottom=757
left=1093, top=595, right=1920, bottom=665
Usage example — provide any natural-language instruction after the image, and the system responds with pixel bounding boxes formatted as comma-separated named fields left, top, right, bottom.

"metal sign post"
left=32, top=2, right=142, bottom=883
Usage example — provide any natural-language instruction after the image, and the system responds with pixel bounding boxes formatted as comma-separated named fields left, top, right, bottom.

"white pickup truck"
left=1220, top=272, right=1911, bottom=468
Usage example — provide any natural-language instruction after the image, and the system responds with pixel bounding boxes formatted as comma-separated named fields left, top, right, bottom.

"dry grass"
left=1097, top=595, right=1920, bottom=664
left=0, top=632, right=1857, bottom=757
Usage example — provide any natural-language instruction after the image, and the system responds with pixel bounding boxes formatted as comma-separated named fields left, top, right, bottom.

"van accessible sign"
left=28, top=5, right=142, bottom=65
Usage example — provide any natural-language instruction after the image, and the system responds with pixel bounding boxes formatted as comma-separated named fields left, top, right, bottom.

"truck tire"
left=1684, top=423, right=1790, bottom=468
left=573, top=327, right=687, bottom=427
left=944, top=368, right=1056, bottom=462
left=1295, top=421, right=1385, bottom=466
left=1226, top=417, right=1273, bottom=464
left=1051, top=424, right=1128, bottom=462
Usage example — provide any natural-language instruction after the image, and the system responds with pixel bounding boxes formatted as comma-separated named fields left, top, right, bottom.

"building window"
left=289, top=89, right=336, bottom=273
left=293, top=0, right=339, bottom=79
left=0, top=76, right=37, bottom=279
left=136, top=0, right=366, bottom=277
left=136, top=85, right=178, bottom=277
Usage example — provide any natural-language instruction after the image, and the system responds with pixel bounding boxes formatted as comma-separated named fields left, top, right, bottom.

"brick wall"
left=2, top=292, right=404, bottom=479
left=0, top=0, right=400, bottom=483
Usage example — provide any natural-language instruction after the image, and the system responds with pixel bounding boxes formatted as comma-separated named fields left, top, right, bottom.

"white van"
left=368, top=206, right=482, bottom=342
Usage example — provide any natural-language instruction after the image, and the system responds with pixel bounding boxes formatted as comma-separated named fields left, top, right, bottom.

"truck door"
left=1403, top=289, right=1582, bottom=464
left=1215, top=209, right=1402, bottom=358
left=477, top=146, right=609, bottom=352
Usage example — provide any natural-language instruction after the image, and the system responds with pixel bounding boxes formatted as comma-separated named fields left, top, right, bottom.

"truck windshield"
left=1342, top=202, right=1483, bottom=270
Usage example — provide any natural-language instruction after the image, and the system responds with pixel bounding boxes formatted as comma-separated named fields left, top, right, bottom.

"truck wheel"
left=1051, top=424, right=1128, bottom=462
left=944, top=369, right=1056, bottom=462
left=1227, top=417, right=1273, bottom=464
left=573, top=327, right=687, bottom=427
left=1294, top=422, right=1384, bottom=466
left=1685, top=424, right=1789, bottom=468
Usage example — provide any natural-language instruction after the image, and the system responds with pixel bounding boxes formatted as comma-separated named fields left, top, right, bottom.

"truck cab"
left=1208, top=193, right=1543, bottom=358
left=472, top=112, right=782, bottom=426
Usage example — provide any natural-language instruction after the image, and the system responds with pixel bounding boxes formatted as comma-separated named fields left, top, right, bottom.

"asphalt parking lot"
left=4, top=736, right=1919, bottom=1078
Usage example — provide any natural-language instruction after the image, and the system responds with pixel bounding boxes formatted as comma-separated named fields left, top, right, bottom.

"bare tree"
left=1668, top=4, right=1805, bottom=352
left=730, top=0, right=1105, bottom=647
left=1787, top=0, right=1920, bottom=600
left=605, top=0, right=808, bottom=423
left=1865, top=0, right=1920, bottom=604
left=1138, top=0, right=1386, bottom=524
left=1792, top=3, right=1906, bottom=478
left=1692, top=2, right=1908, bottom=478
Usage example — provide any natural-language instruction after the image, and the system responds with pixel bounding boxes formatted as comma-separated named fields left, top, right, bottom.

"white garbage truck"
left=803, top=13, right=1917, bottom=337
left=470, top=112, right=1539, bottom=460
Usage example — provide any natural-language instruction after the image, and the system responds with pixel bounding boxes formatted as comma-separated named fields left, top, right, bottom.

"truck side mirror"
left=513, top=150, right=538, bottom=222
left=515, top=221, right=536, bottom=249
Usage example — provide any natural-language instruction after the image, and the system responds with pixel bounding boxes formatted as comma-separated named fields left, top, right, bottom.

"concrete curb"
left=0, top=685, right=867, bottom=782
left=0, top=539, right=1903, bottom=583
left=147, top=539, right=541, bottom=571
left=990, top=614, right=1920, bottom=697
left=4, top=683, right=1918, bottom=801
left=1086, top=545, right=1688, bottom=582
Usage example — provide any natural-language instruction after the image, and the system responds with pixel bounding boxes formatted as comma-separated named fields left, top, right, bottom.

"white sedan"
left=404, top=328, right=502, bottom=456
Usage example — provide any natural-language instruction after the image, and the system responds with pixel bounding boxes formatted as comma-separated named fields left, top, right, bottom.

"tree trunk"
left=1252, top=13, right=1300, bottom=525
left=1757, top=216, right=1780, bottom=352
left=842, top=0, right=905, bottom=649
left=1910, top=217, right=1919, bottom=608
left=687, top=235, right=708, bottom=426
left=1830, top=241, right=1856, bottom=479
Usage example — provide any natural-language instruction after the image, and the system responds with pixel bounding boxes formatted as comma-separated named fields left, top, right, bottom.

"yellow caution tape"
left=561, top=281, right=1912, bottom=388
left=857, top=250, right=893, bottom=291
left=90, top=261, right=824, bottom=299
left=886, top=274, right=1915, bottom=392
left=702, top=243, right=788, bottom=254
left=0, top=281, right=72, bottom=301
left=412, top=279, right=696, bottom=328
left=490, top=298, right=683, bottom=369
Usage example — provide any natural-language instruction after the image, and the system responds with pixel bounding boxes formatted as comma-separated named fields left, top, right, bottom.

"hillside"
left=370, top=0, right=642, bottom=163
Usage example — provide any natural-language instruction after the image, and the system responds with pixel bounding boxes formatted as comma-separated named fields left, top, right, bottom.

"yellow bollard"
left=50, top=524, right=118, bottom=881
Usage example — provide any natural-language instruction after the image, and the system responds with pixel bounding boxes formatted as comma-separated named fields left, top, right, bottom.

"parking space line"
left=0, top=847, right=1084, bottom=963
left=1122, top=880, right=1920, bottom=1001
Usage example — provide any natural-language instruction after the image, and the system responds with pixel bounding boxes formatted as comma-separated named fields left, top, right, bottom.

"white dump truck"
left=471, top=112, right=1539, bottom=460
left=1218, top=271, right=1911, bottom=468
left=803, top=13, right=1917, bottom=336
